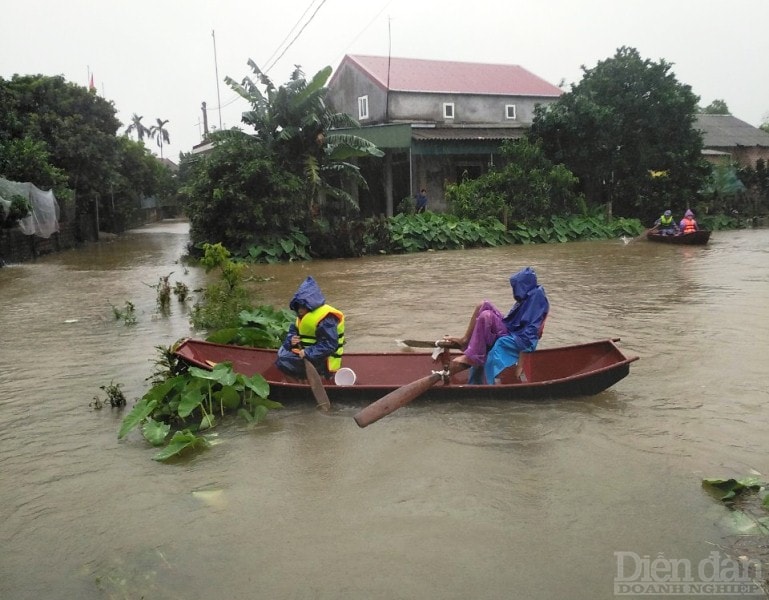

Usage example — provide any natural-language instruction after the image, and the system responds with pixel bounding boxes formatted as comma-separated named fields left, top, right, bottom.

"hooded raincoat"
left=464, top=267, right=549, bottom=384
left=275, top=276, right=344, bottom=378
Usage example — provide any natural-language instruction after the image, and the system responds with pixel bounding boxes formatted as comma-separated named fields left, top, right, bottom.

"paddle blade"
left=304, top=359, right=331, bottom=411
left=396, top=339, right=461, bottom=349
left=354, top=372, right=442, bottom=428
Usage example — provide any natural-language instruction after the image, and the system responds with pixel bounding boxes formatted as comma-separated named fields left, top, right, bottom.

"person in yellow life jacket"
left=654, top=209, right=679, bottom=236
left=275, top=276, right=344, bottom=380
left=679, top=209, right=699, bottom=234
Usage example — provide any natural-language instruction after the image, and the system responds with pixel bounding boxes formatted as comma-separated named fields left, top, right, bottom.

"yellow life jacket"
left=296, top=304, right=345, bottom=372
left=660, top=214, right=673, bottom=226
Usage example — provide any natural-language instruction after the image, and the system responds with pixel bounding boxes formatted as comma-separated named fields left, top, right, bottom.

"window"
left=505, top=104, right=517, bottom=120
left=358, top=96, right=369, bottom=120
left=443, top=103, right=455, bottom=120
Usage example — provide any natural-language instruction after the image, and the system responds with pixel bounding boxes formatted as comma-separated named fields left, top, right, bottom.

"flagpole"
left=212, top=30, right=223, bottom=130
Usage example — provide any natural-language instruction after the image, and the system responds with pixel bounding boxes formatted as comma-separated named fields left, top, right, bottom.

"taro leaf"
left=215, top=385, right=241, bottom=410
left=142, top=418, right=171, bottom=446
left=118, top=398, right=159, bottom=439
left=144, top=376, right=184, bottom=403
left=206, top=328, right=239, bottom=344
left=199, top=413, right=216, bottom=431
left=152, top=430, right=210, bottom=462
left=238, top=407, right=258, bottom=424
left=719, top=511, right=761, bottom=534
left=239, top=372, right=270, bottom=398
left=236, top=328, right=278, bottom=348
left=178, top=386, right=204, bottom=418
left=251, top=396, right=283, bottom=410
left=190, top=363, right=237, bottom=387
left=702, top=477, right=763, bottom=501
left=239, top=404, right=270, bottom=424
left=238, top=310, right=273, bottom=326
left=252, top=404, right=269, bottom=423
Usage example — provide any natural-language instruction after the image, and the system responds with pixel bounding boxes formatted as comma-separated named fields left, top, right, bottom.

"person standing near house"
left=415, top=188, right=428, bottom=213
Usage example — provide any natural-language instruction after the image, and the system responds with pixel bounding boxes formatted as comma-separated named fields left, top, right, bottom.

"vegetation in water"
left=116, top=240, right=297, bottom=462
left=118, top=344, right=281, bottom=462
left=90, top=381, right=127, bottom=409
left=191, top=243, right=252, bottom=330
left=702, top=475, right=769, bottom=594
left=111, top=300, right=137, bottom=325
left=172, top=280, right=189, bottom=302
left=154, top=273, right=172, bottom=312
left=205, top=305, right=295, bottom=348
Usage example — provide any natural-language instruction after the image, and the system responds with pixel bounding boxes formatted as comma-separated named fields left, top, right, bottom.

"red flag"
left=89, top=74, right=95, bottom=91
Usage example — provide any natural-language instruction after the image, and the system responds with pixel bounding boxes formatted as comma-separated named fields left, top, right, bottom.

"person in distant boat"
left=415, top=188, right=428, bottom=213
left=654, top=209, right=679, bottom=235
left=275, top=276, right=345, bottom=380
left=443, top=266, right=549, bottom=385
left=679, top=209, right=699, bottom=234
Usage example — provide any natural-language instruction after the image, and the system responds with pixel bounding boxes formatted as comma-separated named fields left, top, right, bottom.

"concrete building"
left=326, top=55, right=563, bottom=215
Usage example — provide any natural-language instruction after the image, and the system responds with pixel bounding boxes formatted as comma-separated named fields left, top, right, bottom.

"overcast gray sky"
left=2, top=0, right=767, bottom=161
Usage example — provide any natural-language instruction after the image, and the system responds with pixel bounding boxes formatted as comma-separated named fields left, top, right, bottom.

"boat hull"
left=173, top=338, right=639, bottom=404
left=647, top=230, right=711, bottom=245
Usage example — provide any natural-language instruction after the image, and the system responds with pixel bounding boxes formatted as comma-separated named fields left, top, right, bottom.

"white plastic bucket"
left=334, top=367, right=356, bottom=386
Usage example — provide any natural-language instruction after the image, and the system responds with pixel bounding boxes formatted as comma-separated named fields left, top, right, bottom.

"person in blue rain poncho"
left=275, top=276, right=345, bottom=380
left=444, top=267, right=549, bottom=385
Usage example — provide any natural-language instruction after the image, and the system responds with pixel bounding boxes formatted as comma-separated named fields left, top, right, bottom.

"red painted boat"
left=646, top=230, right=711, bottom=245
left=173, top=338, right=638, bottom=404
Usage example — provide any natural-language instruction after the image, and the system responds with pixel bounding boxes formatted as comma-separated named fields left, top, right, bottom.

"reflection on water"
left=1, top=221, right=769, bottom=600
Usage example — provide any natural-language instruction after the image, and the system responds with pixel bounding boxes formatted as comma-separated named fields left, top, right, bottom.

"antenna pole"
left=212, top=30, right=223, bottom=130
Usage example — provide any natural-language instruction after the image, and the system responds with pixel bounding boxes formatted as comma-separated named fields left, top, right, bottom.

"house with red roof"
left=326, top=55, right=563, bottom=215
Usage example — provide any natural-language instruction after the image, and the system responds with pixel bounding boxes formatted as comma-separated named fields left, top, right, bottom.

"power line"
left=263, top=0, right=320, bottom=70
left=264, top=0, right=327, bottom=74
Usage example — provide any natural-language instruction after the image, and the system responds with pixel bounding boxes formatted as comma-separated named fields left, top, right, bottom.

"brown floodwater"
left=1, top=220, right=768, bottom=599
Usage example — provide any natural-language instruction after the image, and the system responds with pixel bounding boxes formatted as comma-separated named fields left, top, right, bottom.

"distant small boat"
left=173, top=338, right=639, bottom=404
left=647, top=230, right=711, bottom=245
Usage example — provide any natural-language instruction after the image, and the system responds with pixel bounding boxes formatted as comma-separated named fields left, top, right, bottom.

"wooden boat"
left=646, top=230, right=711, bottom=245
left=173, top=338, right=639, bottom=404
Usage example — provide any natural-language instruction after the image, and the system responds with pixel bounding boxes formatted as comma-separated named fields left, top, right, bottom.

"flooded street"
left=1, top=220, right=768, bottom=599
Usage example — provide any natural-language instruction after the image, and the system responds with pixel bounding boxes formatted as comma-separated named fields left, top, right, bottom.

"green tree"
left=0, top=74, right=121, bottom=236
left=125, top=113, right=150, bottom=141
left=446, top=138, right=585, bottom=222
left=224, top=63, right=382, bottom=222
left=105, top=136, right=177, bottom=231
left=530, top=47, right=709, bottom=221
left=179, top=130, right=303, bottom=251
left=700, top=99, right=730, bottom=115
left=149, top=118, right=170, bottom=158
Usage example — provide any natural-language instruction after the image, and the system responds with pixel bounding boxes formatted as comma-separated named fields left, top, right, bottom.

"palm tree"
left=225, top=63, right=383, bottom=216
left=149, top=118, right=170, bottom=158
left=125, top=114, right=150, bottom=141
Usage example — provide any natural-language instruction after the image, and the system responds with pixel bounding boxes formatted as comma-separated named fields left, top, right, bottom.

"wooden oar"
left=293, top=344, right=330, bottom=411
left=304, top=358, right=331, bottom=411
left=396, top=339, right=461, bottom=349
left=636, top=223, right=659, bottom=240
left=353, top=371, right=445, bottom=428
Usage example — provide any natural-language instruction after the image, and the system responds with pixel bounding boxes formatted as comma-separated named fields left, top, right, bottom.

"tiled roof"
left=337, top=55, right=563, bottom=97
left=695, top=114, right=769, bottom=148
